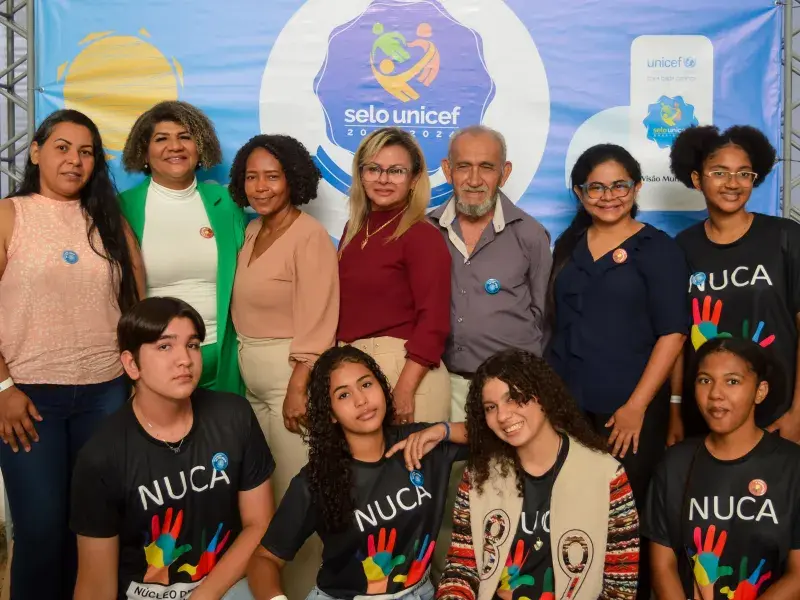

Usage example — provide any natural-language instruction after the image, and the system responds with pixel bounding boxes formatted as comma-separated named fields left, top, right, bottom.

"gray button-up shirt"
left=429, top=192, right=552, bottom=373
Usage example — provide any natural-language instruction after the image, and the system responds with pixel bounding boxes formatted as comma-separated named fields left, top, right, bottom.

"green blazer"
left=119, top=178, right=246, bottom=395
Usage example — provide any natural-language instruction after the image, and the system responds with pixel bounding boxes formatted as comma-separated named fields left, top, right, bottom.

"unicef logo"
left=642, top=95, right=699, bottom=149
left=62, top=250, right=79, bottom=264
left=260, top=0, right=549, bottom=239
left=313, top=0, right=494, bottom=207
left=684, top=56, right=696, bottom=68
left=409, top=469, right=424, bottom=487
left=211, top=452, right=229, bottom=471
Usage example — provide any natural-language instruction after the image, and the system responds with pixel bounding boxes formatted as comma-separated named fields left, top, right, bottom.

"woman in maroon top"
left=338, top=127, right=451, bottom=424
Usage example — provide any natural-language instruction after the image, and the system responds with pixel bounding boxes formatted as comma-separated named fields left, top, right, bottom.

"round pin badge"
left=62, top=250, right=79, bottom=264
left=484, top=278, right=501, bottom=295
left=691, top=272, right=707, bottom=287
left=211, top=452, right=229, bottom=471
left=612, top=248, right=627, bottom=264
left=749, top=478, right=767, bottom=497
left=409, top=470, right=424, bottom=487
left=200, top=226, right=214, bottom=239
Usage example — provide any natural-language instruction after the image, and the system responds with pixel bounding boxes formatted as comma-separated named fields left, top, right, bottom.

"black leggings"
left=584, top=390, right=669, bottom=600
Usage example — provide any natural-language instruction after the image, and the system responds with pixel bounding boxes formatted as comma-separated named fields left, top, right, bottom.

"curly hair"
left=305, top=345, right=396, bottom=532
left=227, top=134, right=321, bottom=208
left=669, top=125, right=776, bottom=189
left=121, top=101, right=222, bottom=173
left=465, top=349, right=607, bottom=496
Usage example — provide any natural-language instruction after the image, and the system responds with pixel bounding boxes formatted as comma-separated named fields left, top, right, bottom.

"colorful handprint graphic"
left=537, top=568, right=554, bottom=600
left=393, top=534, right=435, bottom=588
left=143, top=507, right=192, bottom=585
left=689, top=525, right=733, bottom=597
left=178, top=522, right=231, bottom=581
left=719, top=557, right=771, bottom=600
left=361, top=528, right=407, bottom=594
left=692, top=296, right=732, bottom=350
left=496, top=540, right=535, bottom=600
left=741, top=319, right=776, bottom=348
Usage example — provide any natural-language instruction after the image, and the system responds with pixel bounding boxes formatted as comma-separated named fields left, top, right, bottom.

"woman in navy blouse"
left=546, top=144, right=689, bottom=598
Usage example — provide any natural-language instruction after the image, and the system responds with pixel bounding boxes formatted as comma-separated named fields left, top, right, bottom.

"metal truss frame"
left=0, top=0, right=32, bottom=197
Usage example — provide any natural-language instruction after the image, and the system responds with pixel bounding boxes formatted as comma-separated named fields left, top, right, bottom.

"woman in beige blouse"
left=229, top=134, right=338, bottom=599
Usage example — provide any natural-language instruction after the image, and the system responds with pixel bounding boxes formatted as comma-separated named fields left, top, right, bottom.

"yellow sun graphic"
left=58, top=29, right=184, bottom=156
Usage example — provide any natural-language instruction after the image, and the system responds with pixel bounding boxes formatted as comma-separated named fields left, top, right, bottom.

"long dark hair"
left=305, top=345, right=396, bottom=532
left=11, top=109, right=139, bottom=312
left=546, top=144, right=643, bottom=328
left=465, top=349, right=607, bottom=495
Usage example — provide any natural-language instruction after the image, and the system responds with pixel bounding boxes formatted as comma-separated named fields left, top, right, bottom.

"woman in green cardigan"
left=119, top=100, right=245, bottom=394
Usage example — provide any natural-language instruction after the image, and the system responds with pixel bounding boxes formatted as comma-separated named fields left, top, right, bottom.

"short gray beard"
left=455, top=190, right=498, bottom=218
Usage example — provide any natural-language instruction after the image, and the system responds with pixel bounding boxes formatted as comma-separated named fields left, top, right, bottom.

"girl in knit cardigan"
left=435, top=349, right=640, bottom=600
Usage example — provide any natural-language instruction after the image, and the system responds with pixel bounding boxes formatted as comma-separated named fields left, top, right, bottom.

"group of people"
left=0, top=98, right=798, bottom=600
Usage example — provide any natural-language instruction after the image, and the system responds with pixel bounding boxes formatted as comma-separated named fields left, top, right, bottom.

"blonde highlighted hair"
left=339, top=127, right=432, bottom=251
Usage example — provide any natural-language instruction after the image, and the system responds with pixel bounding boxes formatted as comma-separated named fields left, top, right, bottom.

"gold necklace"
left=133, top=397, right=192, bottom=454
left=361, top=208, right=407, bottom=249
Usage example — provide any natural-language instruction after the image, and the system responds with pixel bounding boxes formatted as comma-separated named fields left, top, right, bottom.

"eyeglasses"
left=361, top=164, right=410, bottom=183
left=579, top=180, right=635, bottom=200
left=705, top=170, right=758, bottom=185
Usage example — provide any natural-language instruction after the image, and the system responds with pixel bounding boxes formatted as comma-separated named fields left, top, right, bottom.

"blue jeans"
left=305, top=577, right=435, bottom=600
left=0, top=377, right=128, bottom=600
left=222, top=578, right=255, bottom=599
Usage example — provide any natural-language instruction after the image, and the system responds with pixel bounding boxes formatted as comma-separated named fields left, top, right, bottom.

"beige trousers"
left=237, top=333, right=321, bottom=600
left=343, top=336, right=451, bottom=422
left=449, top=373, right=471, bottom=423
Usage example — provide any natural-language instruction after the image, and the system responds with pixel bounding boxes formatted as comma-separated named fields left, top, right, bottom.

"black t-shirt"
left=676, top=214, right=800, bottom=432
left=492, top=436, right=568, bottom=600
left=643, top=433, right=800, bottom=599
left=70, top=389, right=275, bottom=600
left=262, top=424, right=466, bottom=599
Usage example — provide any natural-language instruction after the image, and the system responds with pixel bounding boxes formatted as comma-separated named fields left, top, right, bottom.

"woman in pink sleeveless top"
left=0, top=109, right=144, bottom=600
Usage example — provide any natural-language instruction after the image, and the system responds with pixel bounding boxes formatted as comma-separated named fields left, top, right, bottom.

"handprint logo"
left=719, top=557, right=771, bottom=600
left=692, top=296, right=732, bottom=350
left=536, top=568, right=554, bottom=600
left=741, top=319, right=776, bottom=348
left=178, top=522, right=231, bottom=581
left=361, top=528, right=407, bottom=594
left=372, top=23, right=411, bottom=63
left=496, top=540, right=535, bottom=600
left=393, top=534, right=435, bottom=588
left=143, top=507, right=192, bottom=585
left=689, top=526, right=733, bottom=592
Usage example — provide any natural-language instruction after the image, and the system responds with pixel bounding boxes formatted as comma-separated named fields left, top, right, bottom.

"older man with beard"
left=429, top=125, right=552, bottom=420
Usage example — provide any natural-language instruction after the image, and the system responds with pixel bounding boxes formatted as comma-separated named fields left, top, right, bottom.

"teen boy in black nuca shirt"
left=70, top=297, right=280, bottom=600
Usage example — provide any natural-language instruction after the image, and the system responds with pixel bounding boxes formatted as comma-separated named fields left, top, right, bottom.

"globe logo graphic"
left=56, top=29, right=184, bottom=155
left=684, top=56, right=696, bottom=68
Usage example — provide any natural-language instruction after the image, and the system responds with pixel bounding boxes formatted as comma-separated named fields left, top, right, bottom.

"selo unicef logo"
left=642, top=95, right=699, bottom=149
left=260, top=0, right=549, bottom=239
left=313, top=0, right=494, bottom=207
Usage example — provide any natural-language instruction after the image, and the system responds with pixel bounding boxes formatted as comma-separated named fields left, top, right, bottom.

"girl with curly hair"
left=668, top=125, right=800, bottom=445
left=645, top=338, right=800, bottom=599
left=247, top=345, right=467, bottom=600
left=436, top=349, right=639, bottom=600
left=229, top=134, right=339, bottom=599
left=119, top=100, right=246, bottom=395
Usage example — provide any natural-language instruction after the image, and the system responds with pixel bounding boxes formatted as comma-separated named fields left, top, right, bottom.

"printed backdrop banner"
left=35, top=0, right=782, bottom=240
